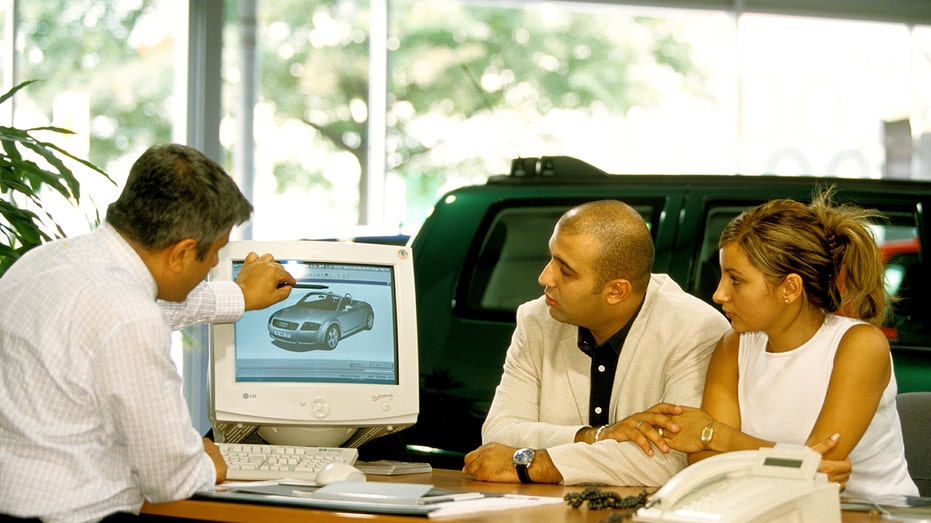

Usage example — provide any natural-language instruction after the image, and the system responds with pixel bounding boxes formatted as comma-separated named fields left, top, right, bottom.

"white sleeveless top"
left=738, top=314, right=918, bottom=498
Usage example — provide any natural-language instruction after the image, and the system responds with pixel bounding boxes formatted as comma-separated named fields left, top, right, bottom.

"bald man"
left=462, top=200, right=729, bottom=486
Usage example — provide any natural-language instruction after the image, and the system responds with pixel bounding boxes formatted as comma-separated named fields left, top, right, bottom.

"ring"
left=635, top=420, right=644, bottom=430
left=657, top=427, right=665, bottom=437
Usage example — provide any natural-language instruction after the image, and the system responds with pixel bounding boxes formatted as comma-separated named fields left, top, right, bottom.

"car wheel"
left=324, top=325, right=340, bottom=350
left=365, top=312, right=374, bottom=330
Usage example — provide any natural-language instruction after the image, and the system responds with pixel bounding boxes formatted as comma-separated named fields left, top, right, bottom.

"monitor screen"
left=234, top=260, right=396, bottom=385
left=208, top=240, right=419, bottom=448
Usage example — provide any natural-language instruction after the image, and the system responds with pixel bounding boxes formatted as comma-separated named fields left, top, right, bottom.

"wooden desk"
left=141, top=469, right=879, bottom=522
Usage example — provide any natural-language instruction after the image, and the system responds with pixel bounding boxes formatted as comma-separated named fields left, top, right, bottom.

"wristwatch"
left=512, top=448, right=536, bottom=483
left=700, top=421, right=718, bottom=450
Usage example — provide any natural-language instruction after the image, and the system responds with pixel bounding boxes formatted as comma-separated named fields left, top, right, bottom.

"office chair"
left=896, top=391, right=931, bottom=497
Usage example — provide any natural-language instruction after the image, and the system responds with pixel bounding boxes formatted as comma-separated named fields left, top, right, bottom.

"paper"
left=427, top=494, right=564, bottom=519
left=310, top=482, right=435, bottom=505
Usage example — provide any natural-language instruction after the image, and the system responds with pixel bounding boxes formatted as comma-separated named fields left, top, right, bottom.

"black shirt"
left=577, top=301, right=643, bottom=426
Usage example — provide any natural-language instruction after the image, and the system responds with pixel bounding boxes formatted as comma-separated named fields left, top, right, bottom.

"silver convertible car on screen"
left=267, top=291, right=375, bottom=350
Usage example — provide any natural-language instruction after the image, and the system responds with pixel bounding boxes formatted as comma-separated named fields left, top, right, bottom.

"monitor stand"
left=257, top=425, right=358, bottom=447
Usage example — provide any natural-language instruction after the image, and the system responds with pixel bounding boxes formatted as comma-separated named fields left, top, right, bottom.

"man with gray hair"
left=0, top=144, right=295, bottom=522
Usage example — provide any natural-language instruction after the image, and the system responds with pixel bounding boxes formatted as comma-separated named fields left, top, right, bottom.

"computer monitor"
left=208, top=240, right=419, bottom=448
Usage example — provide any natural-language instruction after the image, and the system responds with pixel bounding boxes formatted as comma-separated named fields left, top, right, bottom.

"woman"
left=658, top=190, right=917, bottom=498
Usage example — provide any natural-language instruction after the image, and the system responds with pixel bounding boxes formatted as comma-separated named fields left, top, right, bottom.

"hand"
left=203, top=437, right=227, bottom=485
left=462, top=442, right=561, bottom=484
left=661, top=406, right=716, bottom=453
left=462, top=442, right=522, bottom=483
left=235, top=252, right=296, bottom=311
left=601, top=402, right=685, bottom=456
left=810, top=433, right=850, bottom=491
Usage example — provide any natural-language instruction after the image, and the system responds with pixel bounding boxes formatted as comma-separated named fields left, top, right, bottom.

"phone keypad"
left=678, top=477, right=774, bottom=515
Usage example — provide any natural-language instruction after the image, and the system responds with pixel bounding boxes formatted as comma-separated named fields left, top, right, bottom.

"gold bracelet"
left=593, top=424, right=608, bottom=442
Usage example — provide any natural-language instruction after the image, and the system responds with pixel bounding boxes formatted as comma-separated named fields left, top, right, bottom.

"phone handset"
left=644, top=450, right=757, bottom=509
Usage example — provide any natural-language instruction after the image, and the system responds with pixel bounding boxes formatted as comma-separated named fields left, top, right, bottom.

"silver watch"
left=512, top=447, right=535, bottom=483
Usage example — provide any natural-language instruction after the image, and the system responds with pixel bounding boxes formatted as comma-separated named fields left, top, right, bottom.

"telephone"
left=634, top=444, right=840, bottom=522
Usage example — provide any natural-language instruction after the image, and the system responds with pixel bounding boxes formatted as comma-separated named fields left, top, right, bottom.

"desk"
left=141, top=469, right=882, bottom=522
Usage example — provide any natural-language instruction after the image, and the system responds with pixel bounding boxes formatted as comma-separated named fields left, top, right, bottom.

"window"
left=463, top=206, right=567, bottom=316
left=221, top=2, right=931, bottom=242
left=693, top=205, right=751, bottom=304
left=875, top=222, right=925, bottom=344
left=736, top=16, right=931, bottom=179
left=8, top=1, right=184, bottom=237
left=1, top=2, right=929, bottom=239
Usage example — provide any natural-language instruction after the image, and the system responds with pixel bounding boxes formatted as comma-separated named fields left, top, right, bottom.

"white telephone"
left=635, top=444, right=840, bottom=523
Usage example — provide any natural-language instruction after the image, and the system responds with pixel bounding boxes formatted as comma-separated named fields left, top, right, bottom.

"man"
left=462, top=200, right=730, bottom=486
left=0, top=143, right=296, bottom=522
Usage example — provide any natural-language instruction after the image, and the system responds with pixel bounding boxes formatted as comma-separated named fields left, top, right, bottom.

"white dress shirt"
left=0, top=223, right=243, bottom=523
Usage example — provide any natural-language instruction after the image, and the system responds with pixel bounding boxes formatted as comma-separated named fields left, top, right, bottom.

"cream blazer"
left=481, top=274, right=729, bottom=486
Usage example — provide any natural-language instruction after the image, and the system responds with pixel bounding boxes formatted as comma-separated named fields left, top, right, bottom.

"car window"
left=303, top=293, right=339, bottom=311
left=693, top=205, right=748, bottom=305
left=461, top=203, right=656, bottom=319
left=875, top=222, right=927, bottom=345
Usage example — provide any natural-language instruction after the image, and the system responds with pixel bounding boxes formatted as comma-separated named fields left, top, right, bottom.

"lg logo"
left=242, top=393, right=256, bottom=399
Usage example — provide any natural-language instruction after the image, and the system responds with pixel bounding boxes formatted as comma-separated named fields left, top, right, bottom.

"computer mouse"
left=315, top=462, right=367, bottom=485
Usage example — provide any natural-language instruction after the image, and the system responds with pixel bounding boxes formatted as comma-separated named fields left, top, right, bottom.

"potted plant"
left=0, top=80, right=111, bottom=276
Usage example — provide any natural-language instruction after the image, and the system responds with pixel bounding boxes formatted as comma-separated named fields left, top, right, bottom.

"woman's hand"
left=659, top=406, right=716, bottom=453
left=810, top=433, right=850, bottom=490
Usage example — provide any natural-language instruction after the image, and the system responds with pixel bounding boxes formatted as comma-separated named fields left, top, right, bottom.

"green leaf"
left=0, top=80, right=41, bottom=106
left=0, top=79, right=112, bottom=277
left=19, top=140, right=80, bottom=199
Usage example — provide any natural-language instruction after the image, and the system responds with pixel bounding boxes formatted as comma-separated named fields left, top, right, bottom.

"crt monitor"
left=208, top=240, right=419, bottom=448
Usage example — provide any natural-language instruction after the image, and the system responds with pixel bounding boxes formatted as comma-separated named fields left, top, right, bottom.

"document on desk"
left=198, top=481, right=563, bottom=517
left=306, top=482, right=482, bottom=505
left=201, top=482, right=438, bottom=515
left=308, top=482, right=563, bottom=517
left=426, top=493, right=564, bottom=519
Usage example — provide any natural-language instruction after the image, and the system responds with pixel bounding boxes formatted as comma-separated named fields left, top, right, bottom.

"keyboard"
left=218, top=442, right=359, bottom=481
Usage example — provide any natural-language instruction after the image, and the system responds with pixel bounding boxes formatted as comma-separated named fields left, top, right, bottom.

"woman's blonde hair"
left=719, top=188, right=887, bottom=325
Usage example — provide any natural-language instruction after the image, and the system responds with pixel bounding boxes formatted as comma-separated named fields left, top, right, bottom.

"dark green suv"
left=403, top=157, right=931, bottom=467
